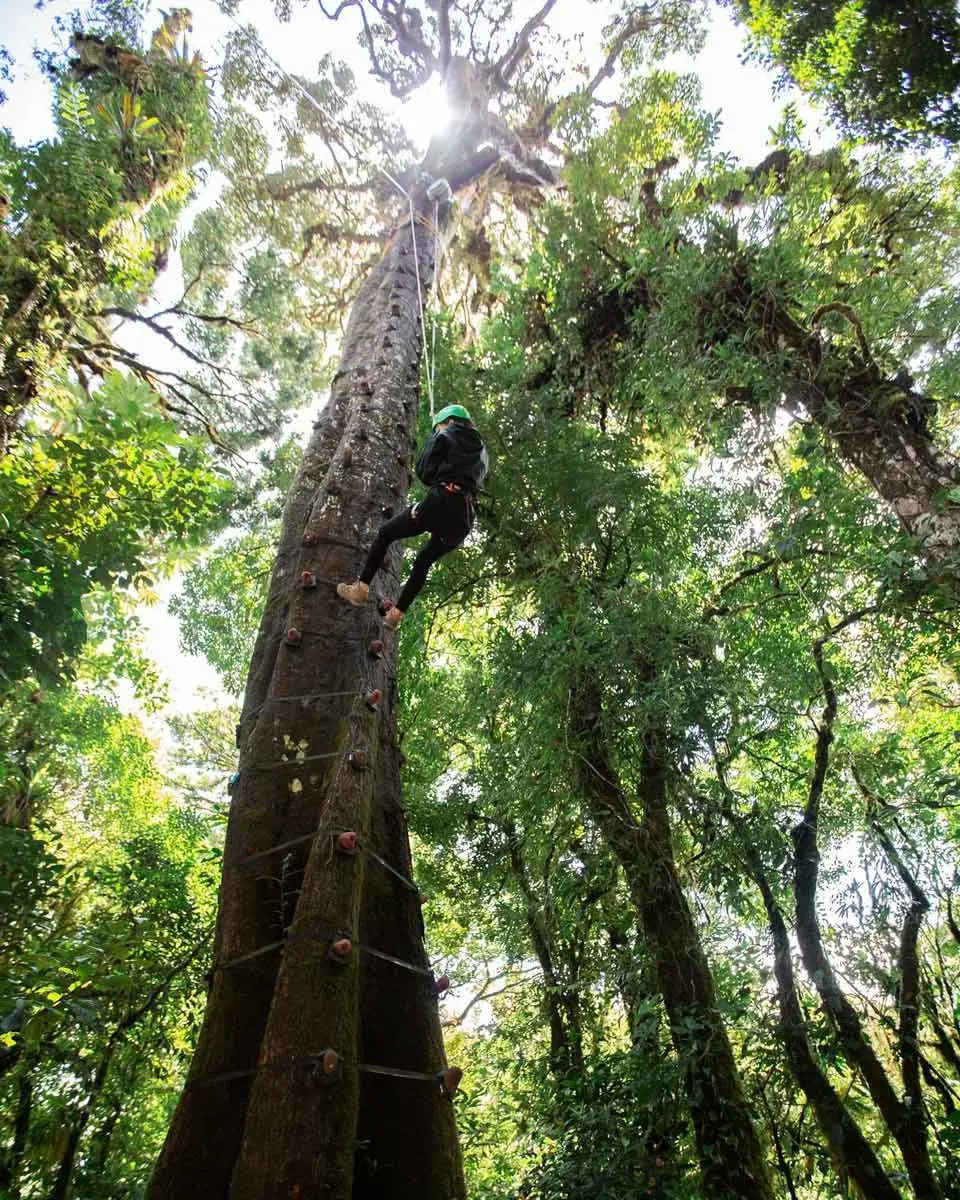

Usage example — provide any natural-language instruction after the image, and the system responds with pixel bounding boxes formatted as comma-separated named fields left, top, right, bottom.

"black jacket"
left=415, top=423, right=489, bottom=494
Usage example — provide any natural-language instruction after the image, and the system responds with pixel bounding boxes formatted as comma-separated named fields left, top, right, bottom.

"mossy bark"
left=570, top=671, right=774, bottom=1200
left=150, top=195, right=464, bottom=1200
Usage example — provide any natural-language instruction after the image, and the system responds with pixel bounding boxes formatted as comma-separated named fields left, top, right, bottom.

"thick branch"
left=495, top=0, right=559, bottom=86
left=584, top=11, right=656, bottom=101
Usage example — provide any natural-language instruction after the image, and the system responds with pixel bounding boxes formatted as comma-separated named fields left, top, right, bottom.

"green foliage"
left=0, top=676, right=219, bottom=1197
left=391, top=85, right=960, bottom=1189
left=731, top=0, right=960, bottom=146
left=0, top=373, right=232, bottom=687
left=172, top=438, right=301, bottom=692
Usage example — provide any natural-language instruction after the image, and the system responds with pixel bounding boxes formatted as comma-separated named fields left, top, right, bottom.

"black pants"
left=359, top=486, right=474, bottom=612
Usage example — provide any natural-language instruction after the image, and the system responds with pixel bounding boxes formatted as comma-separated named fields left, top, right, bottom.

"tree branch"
left=494, top=0, right=559, bottom=87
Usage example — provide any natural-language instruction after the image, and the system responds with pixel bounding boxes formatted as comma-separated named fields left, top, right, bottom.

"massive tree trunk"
left=569, top=670, right=774, bottom=1200
left=150, top=188, right=464, bottom=1199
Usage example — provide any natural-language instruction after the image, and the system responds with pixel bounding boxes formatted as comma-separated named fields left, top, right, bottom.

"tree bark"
left=746, top=850, right=903, bottom=1200
left=504, top=823, right=584, bottom=1076
left=569, top=671, right=774, bottom=1200
left=150, top=191, right=464, bottom=1200
left=793, top=645, right=941, bottom=1199
left=735, top=271, right=960, bottom=567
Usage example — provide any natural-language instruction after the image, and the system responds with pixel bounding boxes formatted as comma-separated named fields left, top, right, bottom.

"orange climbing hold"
left=365, top=689, right=382, bottom=710
left=439, top=1067, right=463, bottom=1097
left=347, top=750, right=367, bottom=772
left=285, top=627, right=302, bottom=646
left=367, top=639, right=384, bottom=659
left=337, top=830, right=359, bottom=853
left=320, top=1048, right=340, bottom=1076
left=330, top=937, right=353, bottom=961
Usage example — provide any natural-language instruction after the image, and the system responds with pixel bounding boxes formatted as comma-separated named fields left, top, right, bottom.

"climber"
left=337, top=404, right=489, bottom=630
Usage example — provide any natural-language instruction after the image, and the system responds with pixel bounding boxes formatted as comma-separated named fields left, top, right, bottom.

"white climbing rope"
left=212, top=2, right=451, bottom=424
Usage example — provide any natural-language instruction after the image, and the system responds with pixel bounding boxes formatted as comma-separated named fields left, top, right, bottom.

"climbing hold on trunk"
left=320, top=1048, right=341, bottom=1077
left=303, top=532, right=319, bottom=546
left=329, top=937, right=353, bottom=961
left=347, top=749, right=367, bottom=772
left=301, top=570, right=317, bottom=589
left=336, top=830, right=359, bottom=854
left=439, top=1067, right=462, bottom=1097
left=285, top=627, right=302, bottom=647
left=365, top=689, right=382, bottom=711
left=378, top=597, right=395, bottom=616
left=367, top=640, right=384, bottom=659
left=434, top=974, right=450, bottom=994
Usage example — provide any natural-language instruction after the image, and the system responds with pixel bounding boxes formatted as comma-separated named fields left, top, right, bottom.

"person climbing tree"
left=337, top=404, right=488, bottom=628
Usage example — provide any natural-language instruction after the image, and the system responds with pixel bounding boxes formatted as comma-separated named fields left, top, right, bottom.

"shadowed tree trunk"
left=503, top=820, right=585, bottom=1077
left=149, top=193, right=465, bottom=1199
left=746, top=846, right=903, bottom=1200
left=569, top=669, right=774, bottom=1200
left=791, top=639, right=941, bottom=1199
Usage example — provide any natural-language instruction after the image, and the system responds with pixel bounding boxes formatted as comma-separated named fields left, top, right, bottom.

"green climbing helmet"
left=433, top=404, right=472, bottom=427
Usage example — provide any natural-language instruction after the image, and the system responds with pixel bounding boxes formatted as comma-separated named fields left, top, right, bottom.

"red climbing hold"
left=301, top=570, right=317, bottom=589
left=365, top=689, right=382, bottom=711
left=303, top=532, right=319, bottom=547
left=329, top=937, right=353, bottom=961
left=434, top=975, right=450, bottom=994
left=285, top=627, right=302, bottom=646
left=347, top=750, right=367, bottom=772
left=367, top=640, right=384, bottom=659
left=320, top=1048, right=340, bottom=1077
left=439, top=1067, right=463, bottom=1097
left=337, top=830, right=359, bottom=853
left=377, top=597, right=394, bottom=616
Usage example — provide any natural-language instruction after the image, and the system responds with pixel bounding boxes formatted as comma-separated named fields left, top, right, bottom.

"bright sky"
left=0, top=0, right=818, bottom=721
left=2, top=0, right=811, bottom=156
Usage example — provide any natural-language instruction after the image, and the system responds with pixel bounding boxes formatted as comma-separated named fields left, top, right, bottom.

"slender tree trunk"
left=793, top=647, right=941, bottom=1199
left=747, top=850, right=903, bottom=1200
left=505, top=825, right=583, bottom=1076
left=569, top=671, right=774, bottom=1200
left=150, top=191, right=464, bottom=1200
left=0, top=1063, right=33, bottom=1199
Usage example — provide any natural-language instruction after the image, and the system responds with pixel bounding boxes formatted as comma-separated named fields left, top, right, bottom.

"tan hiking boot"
left=383, top=606, right=404, bottom=631
left=336, top=579, right=370, bottom=606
